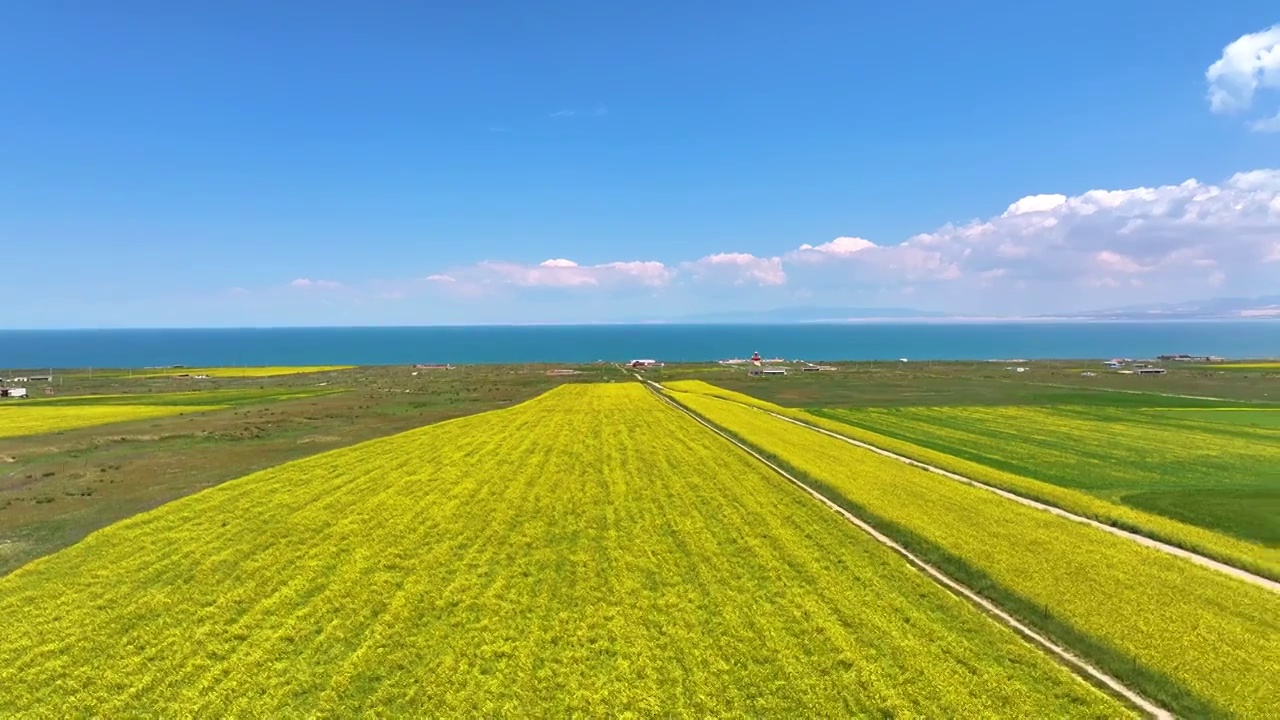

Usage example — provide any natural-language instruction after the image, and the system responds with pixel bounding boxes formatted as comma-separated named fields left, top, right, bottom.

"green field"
left=0, top=404, right=225, bottom=439
left=665, top=379, right=1280, bottom=580
left=0, top=384, right=1125, bottom=716
left=813, top=405, right=1280, bottom=546
left=664, top=383, right=1280, bottom=718
left=648, top=359, right=1280, bottom=406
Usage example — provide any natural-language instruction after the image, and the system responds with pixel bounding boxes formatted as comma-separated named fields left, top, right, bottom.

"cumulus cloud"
left=683, top=252, right=787, bottom=286
left=806, top=170, right=1280, bottom=293
left=264, top=168, right=1280, bottom=314
left=791, top=237, right=959, bottom=281
left=290, top=278, right=342, bottom=289
left=796, top=236, right=877, bottom=256
left=476, top=258, right=673, bottom=289
left=1207, top=24, right=1280, bottom=129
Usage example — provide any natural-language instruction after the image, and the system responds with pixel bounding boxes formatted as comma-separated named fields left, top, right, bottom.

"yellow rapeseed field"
left=666, top=387, right=1280, bottom=718
left=0, top=404, right=225, bottom=439
left=137, top=365, right=352, bottom=378
left=0, top=384, right=1126, bottom=717
left=664, top=380, right=1280, bottom=580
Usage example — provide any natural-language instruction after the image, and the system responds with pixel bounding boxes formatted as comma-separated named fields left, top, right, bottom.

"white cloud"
left=684, top=252, right=786, bottom=286
left=265, top=168, right=1280, bottom=315
left=476, top=258, right=673, bottom=289
left=1094, top=250, right=1149, bottom=274
left=1206, top=24, right=1280, bottom=129
left=1230, top=169, right=1280, bottom=191
left=290, top=278, right=342, bottom=290
left=873, top=170, right=1280, bottom=289
left=791, top=237, right=959, bottom=281
left=1003, top=194, right=1067, bottom=216
left=549, top=109, right=576, bottom=118
left=1249, top=111, right=1280, bottom=132
left=796, top=236, right=877, bottom=257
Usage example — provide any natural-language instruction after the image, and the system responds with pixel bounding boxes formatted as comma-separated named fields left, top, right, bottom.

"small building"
left=761, top=368, right=788, bottom=376
left=28, top=375, right=52, bottom=382
left=0, top=388, right=27, bottom=399
left=629, top=359, right=663, bottom=368
left=1137, top=368, right=1167, bottom=375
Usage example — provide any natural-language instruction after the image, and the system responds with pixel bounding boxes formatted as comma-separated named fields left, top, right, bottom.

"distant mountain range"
left=668, top=306, right=951, bottom=323
left=649, top=297, right=1280, bottom=324
left=1053, top=296, right=1280, bottom=320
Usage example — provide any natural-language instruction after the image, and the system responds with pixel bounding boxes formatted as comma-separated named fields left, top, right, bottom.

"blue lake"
left=2, top=322, right=1278, bottom=368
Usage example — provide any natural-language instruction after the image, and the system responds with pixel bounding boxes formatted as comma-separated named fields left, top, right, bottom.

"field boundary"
left=767, top=408, right=1280, bottom=593
left=663, top=380, right=1279, bottom=593
left=640, top=378, right=1170, bottom=719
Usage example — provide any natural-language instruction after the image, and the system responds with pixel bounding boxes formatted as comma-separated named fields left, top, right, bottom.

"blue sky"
left=3, top=2, right=1279, bottom=327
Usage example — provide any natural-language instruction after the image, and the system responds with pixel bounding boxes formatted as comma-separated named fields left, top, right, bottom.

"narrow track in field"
left=648, top=378, right=1279, bottom=593
left=637, top=377, right=1171, bottom=720
left=768, top=405, right=1277, bottom=593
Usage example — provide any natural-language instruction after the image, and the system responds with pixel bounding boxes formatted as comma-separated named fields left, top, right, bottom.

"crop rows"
left=0, top=384, right=1126, bottom=716
left=815, top=404, right=1280, bottom=546
left=665, top=385, right=1280, bottom=718
left=664, top=380, right=1280, bottom=580
left=0, top=404, right=224, bottom=439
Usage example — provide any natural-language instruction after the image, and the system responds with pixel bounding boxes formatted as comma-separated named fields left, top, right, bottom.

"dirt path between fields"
left=758, top=408, right=1280, bottom=593
left=639, top=375, right=1277, bottom=592
left=640, top=379, right=1170, bottom=719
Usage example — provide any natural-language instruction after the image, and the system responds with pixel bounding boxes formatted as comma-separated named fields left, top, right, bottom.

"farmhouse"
left=0, top=387, right=28, bottom=399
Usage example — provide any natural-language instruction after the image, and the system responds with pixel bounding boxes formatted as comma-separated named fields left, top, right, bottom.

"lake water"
left=2, top=322, right=1279, bottom=368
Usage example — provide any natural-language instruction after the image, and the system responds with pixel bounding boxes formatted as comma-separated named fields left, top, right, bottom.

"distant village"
left=629, top=351, right=837, bottom=376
